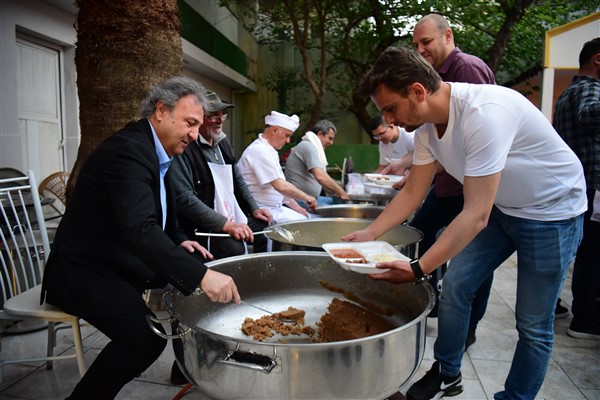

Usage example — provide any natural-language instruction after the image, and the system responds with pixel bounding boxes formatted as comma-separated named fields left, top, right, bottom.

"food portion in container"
left=241, top=299, right=395, bottom=342
left=241, top=306, right=314, bottom=341
left=370, top=253, right=401, bottom=262
left=318, top=298, right=396, bottom=342
left=322, top=241, right=410, bottom=274
left=328, top=248, right=365, bottom=259
left=364, top=173, right=405, bottom=187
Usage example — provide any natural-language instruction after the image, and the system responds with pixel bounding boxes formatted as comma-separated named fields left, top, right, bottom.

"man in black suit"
left=41, top=76, right=240, bottom=399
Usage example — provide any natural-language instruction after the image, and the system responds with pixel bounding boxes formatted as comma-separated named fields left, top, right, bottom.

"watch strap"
left=410, top=259, right=430, bottom=284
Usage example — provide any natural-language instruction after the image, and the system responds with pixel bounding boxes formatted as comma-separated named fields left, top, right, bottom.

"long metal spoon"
left=194, top=226, right=294, bottom=242
left=240, top=301, right=297, bottom=323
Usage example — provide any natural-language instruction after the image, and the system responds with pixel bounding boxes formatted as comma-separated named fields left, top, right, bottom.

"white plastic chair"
left=0, top=170, right=86, bottom=382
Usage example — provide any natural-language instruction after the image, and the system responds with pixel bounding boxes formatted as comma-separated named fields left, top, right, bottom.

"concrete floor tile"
left=466, top=325, right=517, bottom=363
left=470, top=359, right=510, bottom=398
left=551, top=345, right=600, bottom=390
left=580, top=388, right=600, bottom=399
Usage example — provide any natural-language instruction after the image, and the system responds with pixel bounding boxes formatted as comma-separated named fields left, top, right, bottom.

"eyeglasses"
left=205, top=111, right=228, bottom=122
left=372, top=125, right=392, bottom=140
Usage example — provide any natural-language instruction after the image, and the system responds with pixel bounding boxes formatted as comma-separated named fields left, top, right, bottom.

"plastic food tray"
left=364, top=173, right=405, bottom=187
left=322, top=241, right=410, bottom=274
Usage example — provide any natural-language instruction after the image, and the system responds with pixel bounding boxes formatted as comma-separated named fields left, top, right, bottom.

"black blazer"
left=41, top=119, right=207, bottom=319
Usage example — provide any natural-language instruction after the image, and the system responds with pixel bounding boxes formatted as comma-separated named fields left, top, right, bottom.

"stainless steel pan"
left=265, top=218, right=423, bottom=259
left=153, top=252, right=435, bottom=399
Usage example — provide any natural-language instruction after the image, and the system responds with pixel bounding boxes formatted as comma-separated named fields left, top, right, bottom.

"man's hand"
left=285, top=198, right=309, bottom=217
left=340, top=229, right=376, bottom=243
left=392, top=171, right=409, bottom=190
left=382, top=152, right=413, bottom=176
left=200, top=269, right=241, bottom=304
left=305, top=196, right=318, bottom=212
left=368, top=259, right=414, bottom=284
left=180, top=240, right=213, bottom=260
left=223, top=220, right=254, bottom=242
left=382, top=161, right=408, bottom=176
left=252, top=208, right=273, bottom=224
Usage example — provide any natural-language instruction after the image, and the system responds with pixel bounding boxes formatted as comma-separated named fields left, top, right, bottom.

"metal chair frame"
left=0, top=170, right=86, bottom=382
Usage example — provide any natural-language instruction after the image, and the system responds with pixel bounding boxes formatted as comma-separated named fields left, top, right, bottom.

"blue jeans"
left=434, top=207, right=583, bottom=399
left=410, top=189, right=493, bottom=332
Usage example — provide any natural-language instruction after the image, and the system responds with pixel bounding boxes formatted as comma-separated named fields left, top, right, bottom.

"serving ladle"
left=194, top=225, right=294, bottom=242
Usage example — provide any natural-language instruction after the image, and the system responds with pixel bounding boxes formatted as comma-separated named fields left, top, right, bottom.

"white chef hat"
left=265, top=110, right=300, bottom=132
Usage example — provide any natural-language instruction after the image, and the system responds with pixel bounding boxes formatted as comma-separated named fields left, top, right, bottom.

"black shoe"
left=555, top=299, right=569, bottom=319
left=465, top=328, right=476, bottom=351
left=567, top=319, right=600, bottom=340
left=406, top=361, right=463, bottom=400
left=170, top=361, right=189, bottom=385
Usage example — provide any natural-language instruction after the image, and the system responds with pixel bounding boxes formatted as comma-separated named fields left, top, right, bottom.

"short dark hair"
left=368, top=115, right=385, bottom=132
left=579, top=37, right=600, bottom=68
left=358, top=46, right=442, bottom=99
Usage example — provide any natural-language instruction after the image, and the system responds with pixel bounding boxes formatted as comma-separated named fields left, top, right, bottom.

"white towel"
left=302, top=131, right=328, bottom=169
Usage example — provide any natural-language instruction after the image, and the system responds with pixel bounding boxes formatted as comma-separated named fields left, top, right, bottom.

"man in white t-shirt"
left=344, top=46, right=586, bottom=400
left=237, top=110, right=317, bottom=223
left=369, top=114, right=414, bottom=173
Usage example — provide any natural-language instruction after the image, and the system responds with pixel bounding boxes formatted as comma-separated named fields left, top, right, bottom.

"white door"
left=16, top=36, right=65, bottom=182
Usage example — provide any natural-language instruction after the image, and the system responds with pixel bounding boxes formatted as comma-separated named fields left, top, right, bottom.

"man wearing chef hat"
left=237, top=110, right=318, bottom=223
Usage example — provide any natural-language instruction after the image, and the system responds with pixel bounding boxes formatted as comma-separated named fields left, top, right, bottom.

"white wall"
left=0, top=0, right=78, bottom=173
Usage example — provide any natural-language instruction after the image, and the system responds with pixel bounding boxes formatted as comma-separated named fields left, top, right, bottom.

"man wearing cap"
left=284, top=119, right=350, bottom=208
left=170, top=91, right=273, bottom=259
left=237, top=111, right=318, bottom=223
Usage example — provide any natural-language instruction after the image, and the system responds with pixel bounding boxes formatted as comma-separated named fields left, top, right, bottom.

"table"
left=344, top=173, right=399, bottom=205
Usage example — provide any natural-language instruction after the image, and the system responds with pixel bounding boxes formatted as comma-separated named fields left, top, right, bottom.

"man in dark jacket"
left=171, top=91, right=272, bottom=259
left=41, top=76, right=240, bottom=399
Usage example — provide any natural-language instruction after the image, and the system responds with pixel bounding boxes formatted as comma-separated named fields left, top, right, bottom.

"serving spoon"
left=194, top=225, right=294, bottom=242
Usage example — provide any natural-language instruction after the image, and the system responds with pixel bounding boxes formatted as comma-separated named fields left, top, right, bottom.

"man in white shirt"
left=369, top=114, right=414, bottom=174
left=344, top=46, right=586, bottom=400
left=237, top=110, right=317, bottom=223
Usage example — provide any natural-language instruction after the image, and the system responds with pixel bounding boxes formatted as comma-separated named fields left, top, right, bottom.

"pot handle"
left=218, top=344, right=278, bottom=374
left=145, top=315, right=191, bottom=340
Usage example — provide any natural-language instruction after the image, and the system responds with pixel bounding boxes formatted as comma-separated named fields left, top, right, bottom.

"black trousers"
left=67, top=305, right=167, bottom=399
left=571, top=188, right=600, bottom=331
left=410, top=188, right=494, bottom=331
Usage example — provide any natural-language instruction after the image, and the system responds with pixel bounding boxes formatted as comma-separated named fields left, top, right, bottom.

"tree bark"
left=68, top=0, right=183, bottom=199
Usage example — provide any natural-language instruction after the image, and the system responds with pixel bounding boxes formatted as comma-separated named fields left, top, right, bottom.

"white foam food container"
left=322, top=241, right=410, bottom=274
left=364, top=173, right=405, bottom=187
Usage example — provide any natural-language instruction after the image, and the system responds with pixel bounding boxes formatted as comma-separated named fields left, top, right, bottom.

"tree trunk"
left=486, top=0, right=534, bottom=73
left=68, top=0, right=183, bottom=199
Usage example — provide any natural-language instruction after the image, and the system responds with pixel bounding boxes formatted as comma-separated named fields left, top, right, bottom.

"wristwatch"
left=409, top=259, right=431, bottom=284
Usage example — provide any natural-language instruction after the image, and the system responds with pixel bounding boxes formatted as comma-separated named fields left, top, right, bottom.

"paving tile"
left=551, top=345, right=600, bottom=390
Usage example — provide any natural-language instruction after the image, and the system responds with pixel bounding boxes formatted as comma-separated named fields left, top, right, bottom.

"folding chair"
left=0, top=170, right=86, bottom=382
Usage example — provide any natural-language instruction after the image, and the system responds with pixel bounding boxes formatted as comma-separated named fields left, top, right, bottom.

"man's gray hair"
left=140, top=76, right=209, bottom=118
left=311, top=119, right=337, bottom=135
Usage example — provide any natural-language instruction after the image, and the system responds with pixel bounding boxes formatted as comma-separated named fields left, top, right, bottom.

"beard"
left=400, top=98, right=423, bottom=132
left=403, top=124, right=422, bottom=132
